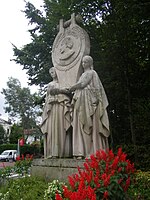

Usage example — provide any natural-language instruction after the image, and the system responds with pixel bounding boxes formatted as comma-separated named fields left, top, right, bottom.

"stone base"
left=31, top=158, right=85, bottom=182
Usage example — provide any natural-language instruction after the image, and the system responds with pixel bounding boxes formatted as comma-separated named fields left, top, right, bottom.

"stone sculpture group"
left=41, top=13, right=110, bottom=159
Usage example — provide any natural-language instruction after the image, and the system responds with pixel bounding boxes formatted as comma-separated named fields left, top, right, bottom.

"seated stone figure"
left=70, top=55, right=110, bottom=159
left=41, top=67, right=72, bottom=158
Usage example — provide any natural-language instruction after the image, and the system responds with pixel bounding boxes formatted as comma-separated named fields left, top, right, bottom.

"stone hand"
left=61, top=88, right=70, bottom=94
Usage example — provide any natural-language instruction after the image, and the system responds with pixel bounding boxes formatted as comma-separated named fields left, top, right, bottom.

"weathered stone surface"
left=40, top=13, right=110, bottom=165
left=52, top=13, right=90, bottom=87
left=70, top=55, right=110, bottom=158
left=31, top=158, right=85, bottom=182
left=41, top=67, right=72, bottom=159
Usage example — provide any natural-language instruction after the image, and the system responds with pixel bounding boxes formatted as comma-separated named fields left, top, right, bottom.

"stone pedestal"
left=31, top=158, right=85, bottom=182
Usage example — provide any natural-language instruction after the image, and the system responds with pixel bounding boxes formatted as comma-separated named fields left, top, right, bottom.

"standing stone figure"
left=41, top=67, right=72, bottom=158
left=70, top=55, right=110, bottom=159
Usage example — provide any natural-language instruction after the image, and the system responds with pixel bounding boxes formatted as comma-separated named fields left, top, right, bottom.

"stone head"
left=82, top=55, right=93, bottom=70
left=49, top=67, right=57, bottom=79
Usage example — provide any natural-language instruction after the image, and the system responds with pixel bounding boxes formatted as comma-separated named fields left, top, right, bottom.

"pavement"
left=0, top=161, right=15, bottom=169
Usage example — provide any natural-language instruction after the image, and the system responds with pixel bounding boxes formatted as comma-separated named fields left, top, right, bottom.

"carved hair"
left=83, top=55, right=94, bottom=69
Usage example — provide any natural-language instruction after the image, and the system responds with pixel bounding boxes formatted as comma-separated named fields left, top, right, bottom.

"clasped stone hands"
left=63, top=83, right=82, bottom=94
left=61, top=86, right=74, bottom=94
left=66, top=85, right=78, bottom=92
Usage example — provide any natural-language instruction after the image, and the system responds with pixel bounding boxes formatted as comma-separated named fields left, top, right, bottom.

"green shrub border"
left=115, top=144, right=150, bottom=171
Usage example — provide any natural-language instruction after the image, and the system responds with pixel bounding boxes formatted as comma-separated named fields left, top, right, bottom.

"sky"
left=0, top=0, right=44, bottom=120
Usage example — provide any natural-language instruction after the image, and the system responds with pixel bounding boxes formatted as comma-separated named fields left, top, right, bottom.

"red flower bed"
left=56, top=148, right=135, bottom=200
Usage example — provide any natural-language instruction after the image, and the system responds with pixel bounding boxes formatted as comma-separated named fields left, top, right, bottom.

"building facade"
left=0, top=118, right=12, bottom=141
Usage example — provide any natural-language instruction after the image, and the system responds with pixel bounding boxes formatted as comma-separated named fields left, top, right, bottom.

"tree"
left=11, top=0, right=150, bottom=151
left=9, top=124, right=23, bottom=144
left=97, top=0, right=150, bottom=148
left=1, top=77, right=40, bottom=130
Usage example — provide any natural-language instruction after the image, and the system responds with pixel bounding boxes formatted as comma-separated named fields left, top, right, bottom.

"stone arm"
left=69, top=82, right=82, bottom=92
left=50, top=87, right=70, bottom=95
left=70, top=71, right=93, bottom=92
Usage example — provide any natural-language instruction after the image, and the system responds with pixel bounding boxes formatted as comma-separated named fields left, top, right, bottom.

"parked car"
left=0, top=150, right=17, bottom=162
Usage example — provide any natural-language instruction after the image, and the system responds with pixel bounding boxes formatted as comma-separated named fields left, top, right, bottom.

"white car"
left=0, top=150, right=17, bottom=162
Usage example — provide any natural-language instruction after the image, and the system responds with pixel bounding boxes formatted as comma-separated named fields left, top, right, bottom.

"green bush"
left=0, top=168, right=149, bottom=199
left=44, top=180, right=67, bottom=200
left=56, top=148, right=135, bottom=200
left=128, top=170, right=150, bottom=199
left=0, top=176, right=48, bottom=200
left=0, top=166, right=14, bottom=186
left=0, top=156, right=33, bottom=186
left=0, top=144, right=17, bottom=153
left=19, top=144, right=41, bottom=156
left=115, top=144, right=150, bottom=171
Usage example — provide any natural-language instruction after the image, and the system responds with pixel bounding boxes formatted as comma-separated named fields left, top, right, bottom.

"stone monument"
left=31, top=13, right=110, bottom=181
left=52, top=13, right=90, bottom=88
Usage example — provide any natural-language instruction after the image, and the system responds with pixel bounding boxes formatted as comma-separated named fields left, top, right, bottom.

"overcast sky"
left=0, top=0, right=44, bottom=120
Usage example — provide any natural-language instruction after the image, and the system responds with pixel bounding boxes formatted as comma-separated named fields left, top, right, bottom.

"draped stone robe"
left=41, top=80, right=72, bottom=158
left=71, top=70, right=110, bottom=158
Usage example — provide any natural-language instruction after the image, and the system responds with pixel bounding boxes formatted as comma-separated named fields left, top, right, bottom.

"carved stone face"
left=82, top=56, right=91, bottom=70
left=49, top=68, right=57, bottom=79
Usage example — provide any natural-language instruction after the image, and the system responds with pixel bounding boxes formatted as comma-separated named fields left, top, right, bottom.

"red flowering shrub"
left=15, top=154, right=33, bottom=175
left=56, top=148, right=135, bottom=200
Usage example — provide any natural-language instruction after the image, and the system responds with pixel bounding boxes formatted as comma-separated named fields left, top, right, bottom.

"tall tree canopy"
left=1, top=77, right=40, bottom=129
left=12, top=0, right=150, bottom=151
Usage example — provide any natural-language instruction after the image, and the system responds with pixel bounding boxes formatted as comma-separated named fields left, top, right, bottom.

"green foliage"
left=128, top=170, right=150, bottom=199
left=0, top=144, right=17, bottom=153
left=30, top=140, right=43, bottom=156
left=12, top=0, right=75, bottom=87
left=118, top=144, right=150, bottom=171
left=12, top=0, right=150, bottom=161
left=0, top=176, right=48, bottom=200
left=0, top=125, right=6, bottom=144
left=0, top=156, right=149, bottom=200
left=58, top=148, right=135, bottom=200
left=1, top=77, right=40, bottom=129
left=44, top=180, right=67, bottom=200
left=14, top=154, right=33, bottom=175
left=20, top=144, right=42, bottom=156
left=0, top=166, right=13, bottom=185
left=9, top=124, right=22, bottom=144
left=0, top=154, right=33, bottom=185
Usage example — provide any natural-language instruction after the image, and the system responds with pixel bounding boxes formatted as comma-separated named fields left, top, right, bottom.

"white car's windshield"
left=1, top=152, right=9, bottom=155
